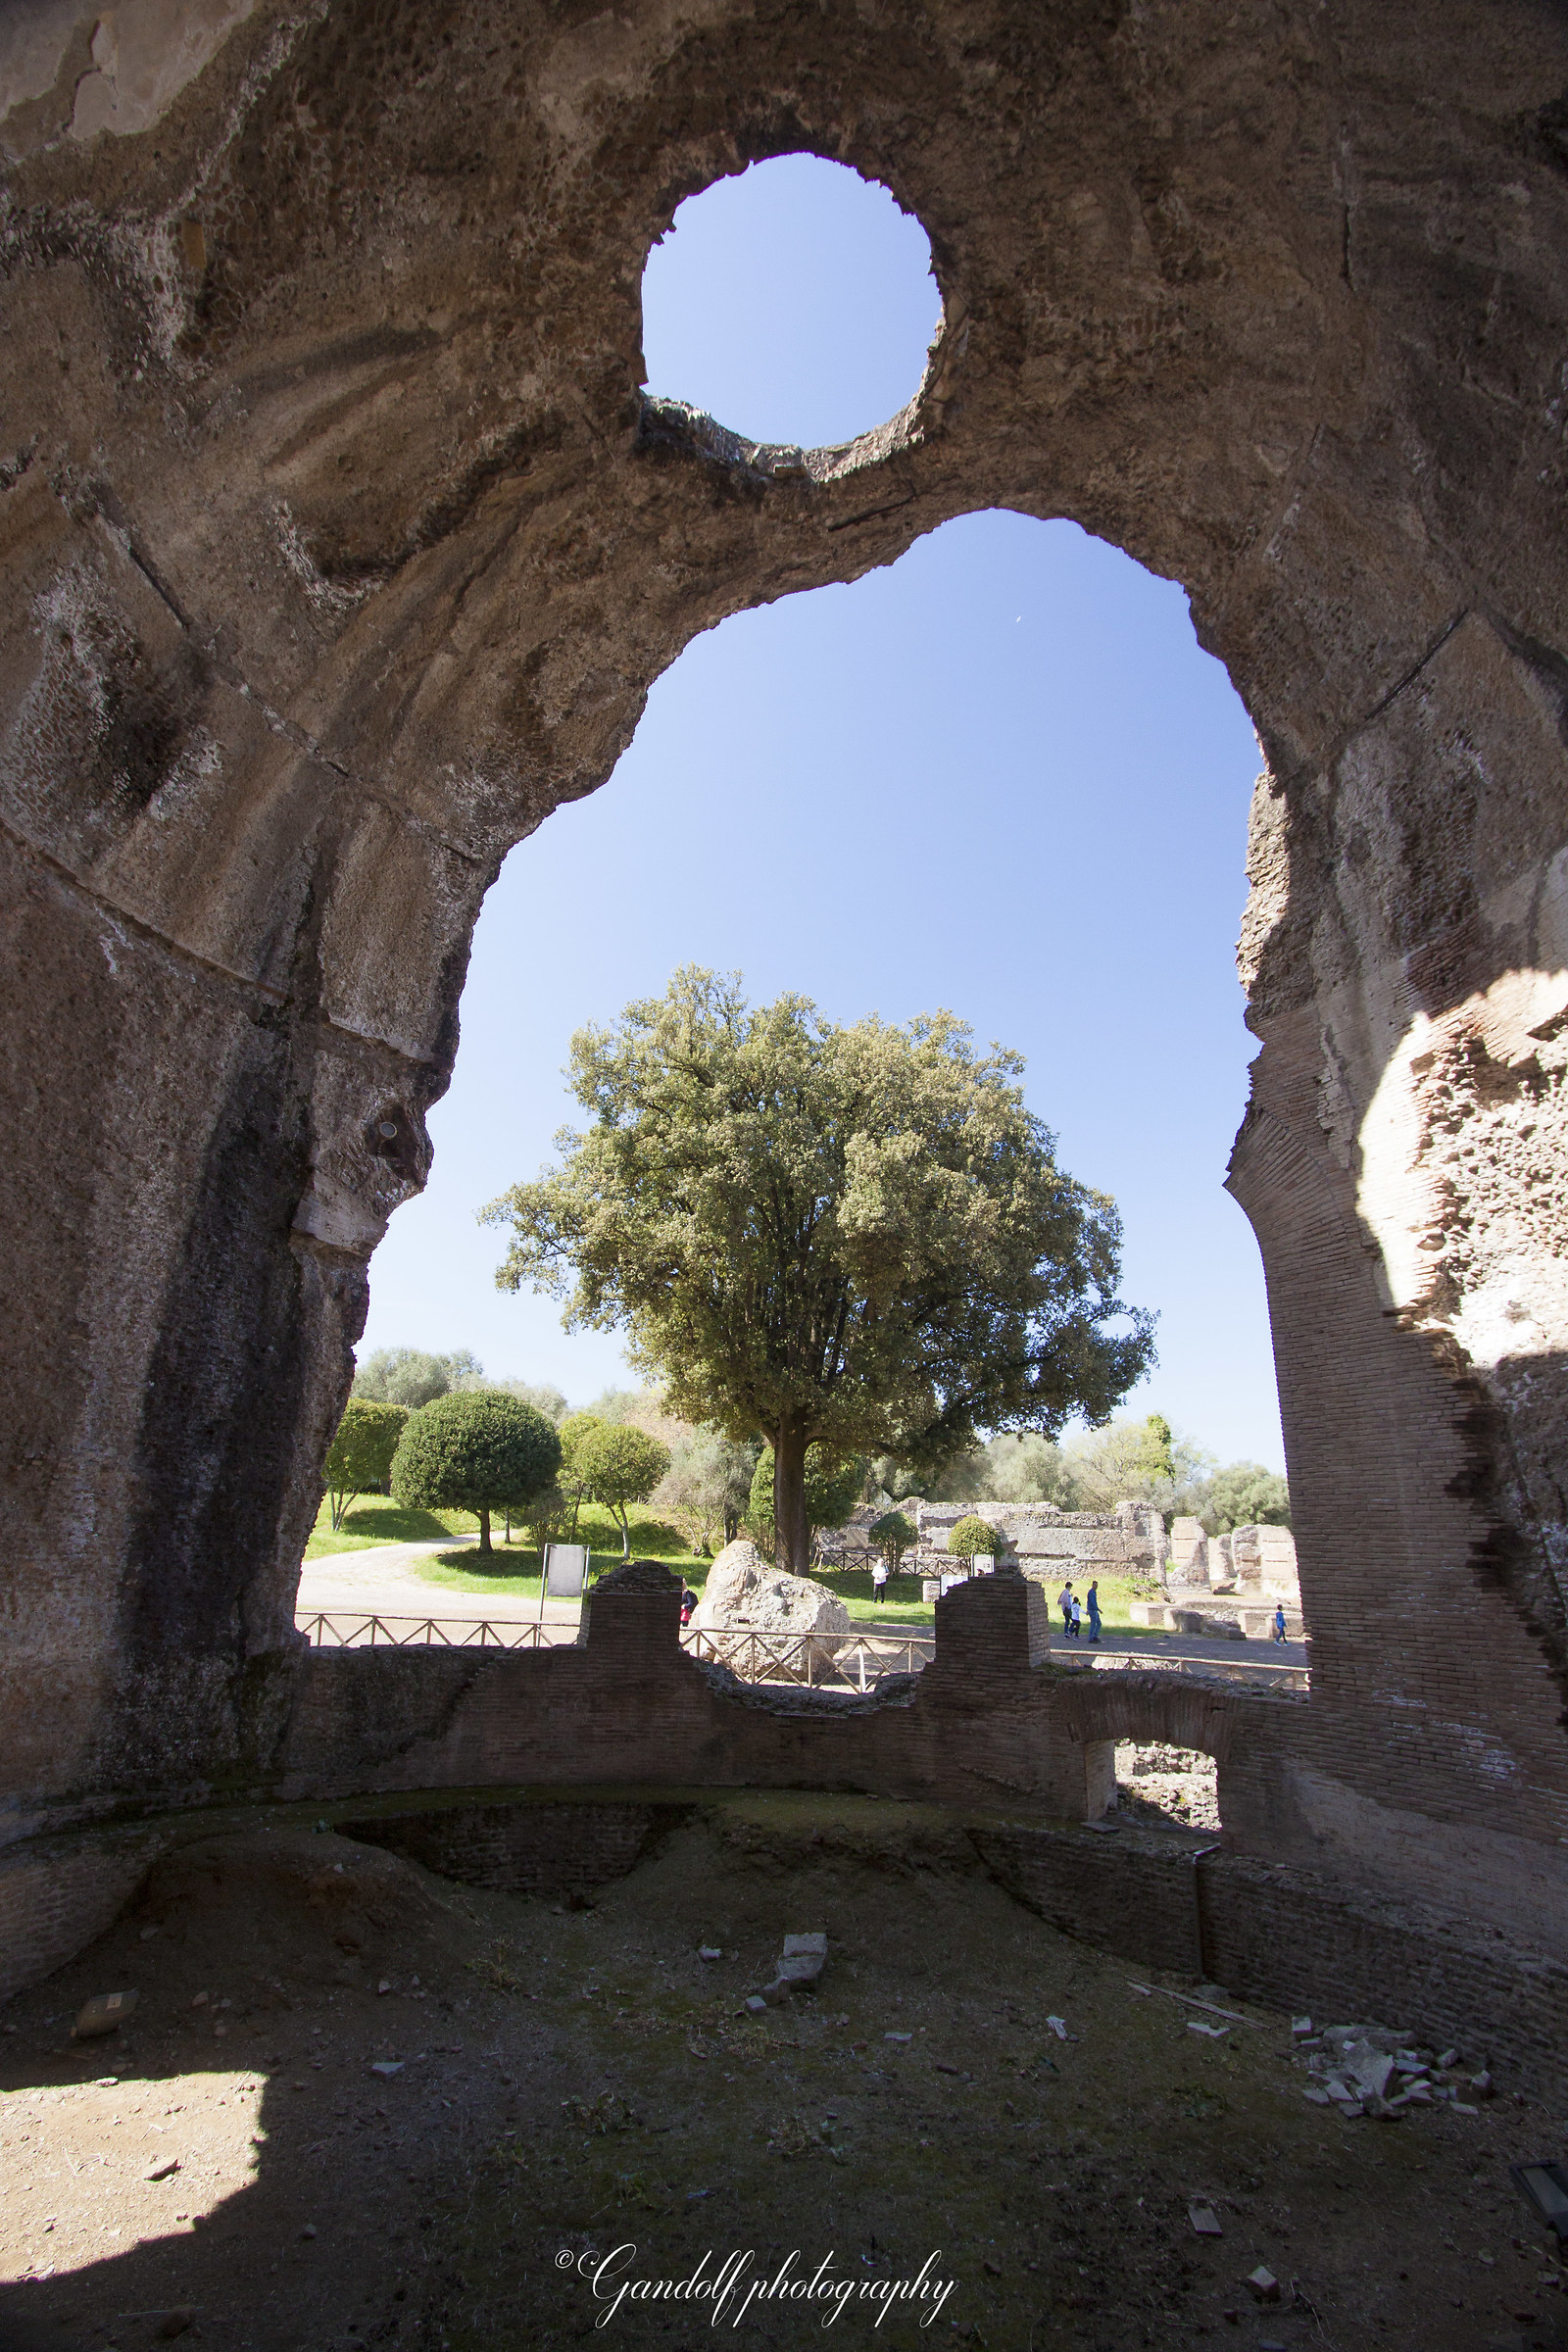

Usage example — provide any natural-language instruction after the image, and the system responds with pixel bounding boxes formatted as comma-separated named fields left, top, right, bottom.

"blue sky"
left=361, top=157, right=1284, bottom=1471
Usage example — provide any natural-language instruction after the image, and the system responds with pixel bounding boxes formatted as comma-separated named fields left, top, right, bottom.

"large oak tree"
left=483, top=969, right=1153, bottom=1573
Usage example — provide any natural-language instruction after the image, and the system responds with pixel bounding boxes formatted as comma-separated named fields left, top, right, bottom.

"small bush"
left=947, top=1513, right=1000, bottom=1557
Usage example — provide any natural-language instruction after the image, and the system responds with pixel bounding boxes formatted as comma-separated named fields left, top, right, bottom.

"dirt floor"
left=1, top=1796, right=1565, bottom=2352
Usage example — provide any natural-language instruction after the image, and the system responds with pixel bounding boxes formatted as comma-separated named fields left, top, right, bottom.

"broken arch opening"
left=338, top=155, right=1287, bottom=1630
left=351, top=509, right=1284, bottom=1513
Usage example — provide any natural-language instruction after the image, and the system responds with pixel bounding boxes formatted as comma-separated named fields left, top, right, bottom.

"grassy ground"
left=411, top=1525, right=943, bottom=1626
left=412, top=1505, right=706, bottom=1599
left=311, top=1499, right=1155, bottom=1639
left=304, top=1492, right=480, bottom=1557
left=813, top=1565, right=1156, bottom=1634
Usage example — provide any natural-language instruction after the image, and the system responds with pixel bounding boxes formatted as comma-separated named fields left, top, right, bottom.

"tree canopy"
left=390, top=1391, right=562, bottom=1553
left=322, top=1398, right=408, bottom=1529
left=484, top=968, right=1152, bottom=1571
left=868, top=1509, right=916, bottom=1572
left=1197, top=1461, right=1291, bottom=1534
left=353, top=1346, right=483, bottom=1409
left=655, top=1428, right=760, bottom=1556
left=1062, top=1414, right=1212, bottom=1515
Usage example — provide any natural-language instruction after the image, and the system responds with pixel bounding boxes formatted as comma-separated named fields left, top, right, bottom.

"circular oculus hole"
left=641, top=153, right=938, bottom=452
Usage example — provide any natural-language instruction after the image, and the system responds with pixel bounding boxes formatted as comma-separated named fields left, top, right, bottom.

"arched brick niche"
left=1, top=2, right=1565, bottom=1960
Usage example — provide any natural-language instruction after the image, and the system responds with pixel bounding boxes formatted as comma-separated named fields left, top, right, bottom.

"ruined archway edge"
left=1, top=0, right=1566, bottom=1958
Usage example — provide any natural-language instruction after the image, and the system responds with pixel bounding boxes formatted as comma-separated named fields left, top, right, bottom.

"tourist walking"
left=872, top=1557, right=890, bottom=1603
left=1068, top=1592, right=1082, bottom=1639
left=1057, top=1581, right=1074, bottom=1635
left=1272, top=1602, right=1288, bottom=1643
left=1086, top=1579, right=1102, bottom=1642
left=680, top=1587, right=699, bottom=1627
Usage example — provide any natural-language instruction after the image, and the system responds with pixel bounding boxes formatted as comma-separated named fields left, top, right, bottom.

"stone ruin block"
left=1230, top=1524, right=1299, bottom=1603
left=1167, top=1516, right=1211, bottom=1590
left=911, top=1499, right=1168, bottom=1584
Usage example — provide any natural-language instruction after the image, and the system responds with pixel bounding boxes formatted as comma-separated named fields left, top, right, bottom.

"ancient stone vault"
left=1, top=1, right=1567, bottom=1984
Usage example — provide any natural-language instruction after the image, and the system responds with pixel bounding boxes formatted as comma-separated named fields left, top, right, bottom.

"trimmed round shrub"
left=868, top=1510, right=916, bottom=1572
left=947, top=1513, right=1000, bottom=1557
left=572, top=1422, right=672, bottom=1556
left=390, top=1390, right=562, bottom=1552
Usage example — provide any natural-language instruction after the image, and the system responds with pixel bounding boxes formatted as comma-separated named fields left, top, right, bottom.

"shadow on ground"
left=2, top=1797, right=1565, bottom=2352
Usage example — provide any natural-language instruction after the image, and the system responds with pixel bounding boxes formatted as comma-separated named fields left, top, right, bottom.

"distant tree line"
left=335, top=1349, right=761, bottom=1560
left=328, top=1356, right=1287, bottom=1560
left=906, top=1411, right=1289, bottom=1534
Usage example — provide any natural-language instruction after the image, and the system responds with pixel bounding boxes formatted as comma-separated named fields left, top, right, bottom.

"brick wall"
left=3, top=1565, right=1566, bottom=2034
left=340, top=1796, right=681, bottom=1898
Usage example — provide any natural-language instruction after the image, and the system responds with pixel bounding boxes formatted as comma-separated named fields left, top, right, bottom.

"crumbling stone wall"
left=1, top=0, right=1566, bottom=1978
left=914, top=1499, right=1168, bottom=1582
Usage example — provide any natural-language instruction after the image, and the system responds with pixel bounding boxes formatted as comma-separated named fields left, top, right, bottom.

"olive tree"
left=655, top=1429, right=760, bottom=1555
left=353, top=1346, right=482, bottom=1408
left=484, top=968, right=1152, bottom=1574
left=868, top=1509, right=916, bottom=1574
left=1064, top=1414, right=1212, bottom=1515
left=1196, top=1462, right=1291, bottom=1534
left=389, top=1391, right=562, bottom=1554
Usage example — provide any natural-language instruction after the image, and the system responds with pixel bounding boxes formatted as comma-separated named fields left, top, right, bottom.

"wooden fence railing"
left=294, top=1612, right=931, bottom=1688
left=680, top=1627, right=933, bottom=1690
left=293, top=1616, right=1304, bottom=1691
left=295, top=1612, right=573, bottom=1651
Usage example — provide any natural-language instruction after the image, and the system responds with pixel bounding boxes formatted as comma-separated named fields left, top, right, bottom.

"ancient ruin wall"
left=0, top=0, right=1566, bottom=1946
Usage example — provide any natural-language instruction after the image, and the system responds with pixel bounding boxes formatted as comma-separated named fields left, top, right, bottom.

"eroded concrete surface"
left=0, top=0, right=1566, bottom=1975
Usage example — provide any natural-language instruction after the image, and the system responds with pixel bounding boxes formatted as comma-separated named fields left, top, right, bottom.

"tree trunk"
left=773, top=1412, right=809, bottom=1575
left=477, top=1504, right=492, bottom=1554
left=619, top=1508, right=630, bottom=1558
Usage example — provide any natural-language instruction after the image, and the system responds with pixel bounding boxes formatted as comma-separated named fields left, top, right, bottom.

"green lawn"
left=411, top=1503, right=705, bottom=1599
left=311, top=1497, right=1154, bottom=1642
left=407, top=1532, right=1154, bottom=1637
left=816, top=1565, right=1152, bottom=1633
left=304, top=1492, right=480, bottom=1557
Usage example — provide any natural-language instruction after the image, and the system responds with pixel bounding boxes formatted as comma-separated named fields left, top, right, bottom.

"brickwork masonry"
left=3, top=1566, right=1566, bottom=2058
left=4, top=1785, right=1565, bottom=2114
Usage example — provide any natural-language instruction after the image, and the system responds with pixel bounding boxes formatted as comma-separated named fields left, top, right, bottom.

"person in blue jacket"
left=1086, top=1579, right=1102, bottom=1642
